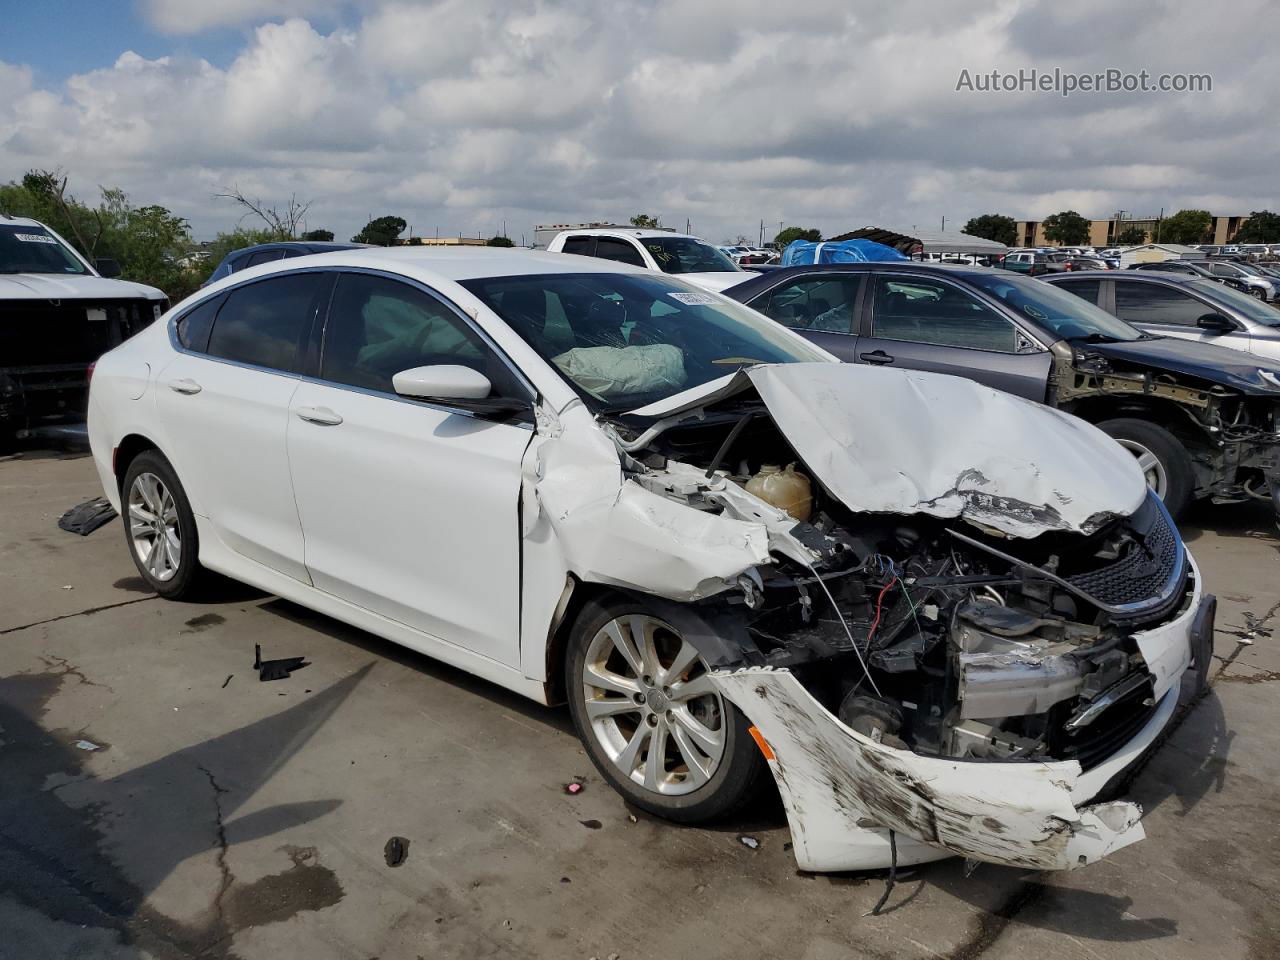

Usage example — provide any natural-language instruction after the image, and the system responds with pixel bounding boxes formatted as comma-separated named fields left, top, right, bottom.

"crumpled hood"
left=1079, top=337, right=1280, bottom=395
left=747, top=364, right=1147, bottom=537
left=0, top=273, right=165, bottom=301
left=629, top=362, right=1148, bottom=539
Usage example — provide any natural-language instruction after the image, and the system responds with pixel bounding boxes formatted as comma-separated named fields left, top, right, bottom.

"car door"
left=853, top=272, right=1052, bottom=401
left=156, top=271, right=330, bottom=581
left=286, top=271, right=536, bottom=666
left=748, top=273, right=863, bottom=360
left=1111, top=278, right=1250, bottom=351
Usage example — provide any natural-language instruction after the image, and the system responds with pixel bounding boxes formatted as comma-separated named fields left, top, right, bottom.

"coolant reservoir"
left=745, top=463, right=812, bottom=522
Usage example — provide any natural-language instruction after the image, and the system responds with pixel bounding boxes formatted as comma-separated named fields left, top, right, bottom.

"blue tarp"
left=780, top=238, right=909, bottom=266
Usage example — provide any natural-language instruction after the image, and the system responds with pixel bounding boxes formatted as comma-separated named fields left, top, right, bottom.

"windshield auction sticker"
left=14, top=233, right=58, bottom=243
left=668, top=291, right=718, bottom=306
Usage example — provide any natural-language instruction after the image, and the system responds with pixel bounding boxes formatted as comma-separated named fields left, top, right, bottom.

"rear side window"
left=174, top=294, right=223, bottom=352
left=592, top=237, right=646, bottom=267
left=244, top=249, right=287, bottom=268
left=206, top=273, right=325, bottom=372
left=1114, top=281, right=1208, bottom=326
left=321, top=273, right=523, bottom=398
left=561, top=236, right=595, bottom=256
left=1052, top=279, right=1102, bottom=305
left=761, top=276, right=860, bottom=333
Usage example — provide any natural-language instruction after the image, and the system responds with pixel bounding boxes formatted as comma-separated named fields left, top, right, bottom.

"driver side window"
left=871, top=276, right=1018, bottom=352
left=322, top=273, right=518, bottom=397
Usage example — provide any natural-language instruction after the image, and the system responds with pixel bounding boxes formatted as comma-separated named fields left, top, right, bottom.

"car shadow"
left=255, top=596, right=575, bottom=737
left=1178, top=497, right=1277, bottom=546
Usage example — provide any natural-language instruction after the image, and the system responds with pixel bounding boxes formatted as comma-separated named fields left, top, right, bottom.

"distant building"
left=1015, top=214, right=1250, bottom=248
left=1117, top=243, right=1204, bottom=268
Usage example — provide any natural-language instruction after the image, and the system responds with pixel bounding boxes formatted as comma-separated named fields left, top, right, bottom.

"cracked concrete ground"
left=1, top=448, right=1278, bottom=960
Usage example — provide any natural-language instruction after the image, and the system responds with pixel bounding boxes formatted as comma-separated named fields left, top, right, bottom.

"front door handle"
left=295, top=405, right=343, bottom=426
left=168, top=378, right=202, bottom=395
left=859, top=350, right=895, bottom=365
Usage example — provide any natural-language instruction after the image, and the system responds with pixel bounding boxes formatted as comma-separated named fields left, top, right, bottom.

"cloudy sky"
left=1, top=0, right=1273, bottom=244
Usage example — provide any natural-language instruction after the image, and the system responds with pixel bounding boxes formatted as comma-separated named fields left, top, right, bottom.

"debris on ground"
left=383, top=836, right=410, bottom=867
left=579, top=819, right=602, bottom=830
left=57, top=496, right=118, bottom=536
left=221, top=674, right=233, bottom=689
left=627, top=814, right=637, bottom=823
left=73, top=739, right=101, bottom=751
left=564, top=775, right=586, bottom=794
left=738, top=835, right=759, bottom=850
left=61, top=584, right=73, bottom=590
left=254, top=643, right=310, bottom=681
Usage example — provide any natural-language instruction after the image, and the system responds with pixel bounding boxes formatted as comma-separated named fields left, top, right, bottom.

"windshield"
left=641, top=237, right=740, bottom=275
left=461, top=272, right=827, bottom=411
left=1188, top=279, right=1280, bottom=327
left=0, top=224, right=89, bottom=275
left=967, top=271, right=1144, bottom=342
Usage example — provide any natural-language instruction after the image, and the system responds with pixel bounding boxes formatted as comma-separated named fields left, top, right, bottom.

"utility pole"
left=759, top=219, right=764, bottom=246
left=941, top=216, right=947, bottom=231
left=686, top=218, right=691, bottom=234
left=1156, top=207, right=1163, bottom=243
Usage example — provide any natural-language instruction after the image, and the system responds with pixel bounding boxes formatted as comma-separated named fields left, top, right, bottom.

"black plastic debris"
left=254, top=644, right=310, bottom=682
left=57, top=497, right=118, bottom=536
left=221, top=675, right=233, bottom=689
left=579, top=819, right=602, bottom=830
left=384, top=836, right=410, bottom=867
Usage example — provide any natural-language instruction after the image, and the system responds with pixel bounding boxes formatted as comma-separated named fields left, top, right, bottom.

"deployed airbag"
left=553, top=344, right=687, bottom=399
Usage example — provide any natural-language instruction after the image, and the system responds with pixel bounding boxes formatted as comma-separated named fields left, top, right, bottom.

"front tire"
left=566, top=597, right=766, bottom=823
left=120, top=450, right=206, bottom=599
left=1098, top=418, right=1195, bottom=519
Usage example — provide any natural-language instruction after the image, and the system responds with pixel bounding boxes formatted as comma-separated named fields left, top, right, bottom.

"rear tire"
left=566, top=597, right=767, bottom=823
left=120, top=450, right=207, bottom=599
left=1098, top=418, right=1195, bottom=519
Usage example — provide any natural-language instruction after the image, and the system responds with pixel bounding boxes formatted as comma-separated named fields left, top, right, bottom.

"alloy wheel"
left=1114, top=438, right=1169, bottom=499
left=580, top=615, right=726, bottom=796
left=128, top=472, right=181, bottom=582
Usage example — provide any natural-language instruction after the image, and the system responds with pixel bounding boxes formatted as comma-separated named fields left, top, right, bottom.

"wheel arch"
left=1061, top=396, right=1211, bottom=450
left=113, top=433, right=163, bottom=490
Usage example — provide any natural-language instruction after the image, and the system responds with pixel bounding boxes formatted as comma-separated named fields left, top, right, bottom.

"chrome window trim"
left=166, top=265, right=538, bottom=430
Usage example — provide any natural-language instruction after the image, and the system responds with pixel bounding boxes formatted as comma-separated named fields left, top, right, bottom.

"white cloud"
left=3, top=0, right=1276, bottom=245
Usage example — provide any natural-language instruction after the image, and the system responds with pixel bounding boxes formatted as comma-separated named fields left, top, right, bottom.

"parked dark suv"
left=726, top=263, right=1280, bottom=519
left=203, top=241, right=367, bottom=287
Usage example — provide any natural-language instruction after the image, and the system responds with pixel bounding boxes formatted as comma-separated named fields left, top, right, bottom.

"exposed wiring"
left=865, top=576, right=899, bottom=651
left=799, top=555, right=883, bottom=698
left=868, top=829, right=898, bottom=917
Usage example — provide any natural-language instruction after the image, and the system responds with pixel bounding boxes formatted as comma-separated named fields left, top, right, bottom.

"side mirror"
left=1196, top=312, right=1235, bottom=333
left=391, top=364, right=529, bottom=417
left=94, top=257, right=121, bottom=278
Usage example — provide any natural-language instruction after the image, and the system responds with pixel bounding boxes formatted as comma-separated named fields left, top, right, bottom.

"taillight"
left=87, top=361, right=96, bottom=385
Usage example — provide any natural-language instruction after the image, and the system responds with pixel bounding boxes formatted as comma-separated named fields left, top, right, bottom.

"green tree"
left=774, top=226, right=822, bottom=246
left=961, top=214, right=1017, bottom=247
left=1041, top=210, right=1091, bottom=246
left=301, top=228, right=334, bottom=241
left=1157, top=209, right=1212, bottom=245
left=1115, top=226, right=1148, bottom=245
left=1234, top=211, right=1280, bottom=244
left=486, top=235, right=515, bottom=247
left=630, top=213, right=661, bottom=228
left=351, top=215, right=406, bottom=245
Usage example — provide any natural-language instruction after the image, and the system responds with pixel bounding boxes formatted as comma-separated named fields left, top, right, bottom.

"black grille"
left=1055, top=678, right=1160, bottom=771
left=1064, top=501, right=1181, bottom=611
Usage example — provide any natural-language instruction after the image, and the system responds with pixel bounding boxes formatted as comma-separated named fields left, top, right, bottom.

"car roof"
left=235, top=241, right=367, bottom=255
left=1044, top=270, right=1205, bottom=284
left=0, top=215, right=47, bottom=228
left=213, top=245, right=654, bottom=287
left=556, top=228, right=704, bottom=240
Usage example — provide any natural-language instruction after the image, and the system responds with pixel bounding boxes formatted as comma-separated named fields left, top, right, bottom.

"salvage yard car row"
left=8, top=211, right=1279, bottom=876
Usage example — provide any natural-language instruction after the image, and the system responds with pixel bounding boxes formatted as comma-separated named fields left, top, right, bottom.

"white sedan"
left=88, top=248, right=1212, bottom=873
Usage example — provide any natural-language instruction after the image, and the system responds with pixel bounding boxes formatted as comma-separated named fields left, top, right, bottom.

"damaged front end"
left=541, top=363, right=1211, bottom=873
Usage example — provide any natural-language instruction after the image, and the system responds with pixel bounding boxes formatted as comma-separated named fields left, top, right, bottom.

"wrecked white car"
left=86, top=249, right=1215, bottom=874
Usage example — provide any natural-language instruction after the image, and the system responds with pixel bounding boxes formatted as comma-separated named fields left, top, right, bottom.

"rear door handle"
left=859, top=350, right=895, bottom=365
left=295, top=405, right=343, bottom=426
left=168, top=378, right=202, bottom=395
